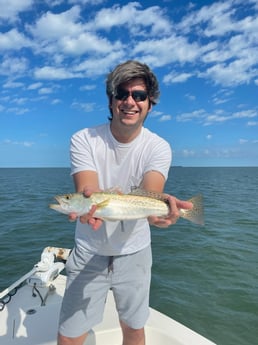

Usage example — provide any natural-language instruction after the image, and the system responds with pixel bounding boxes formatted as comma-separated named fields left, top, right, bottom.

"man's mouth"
left=121, top=109, right=138, bottom=116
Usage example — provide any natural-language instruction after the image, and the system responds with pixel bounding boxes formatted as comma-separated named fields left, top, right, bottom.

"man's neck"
left=110, top=122, right=142, bottom=143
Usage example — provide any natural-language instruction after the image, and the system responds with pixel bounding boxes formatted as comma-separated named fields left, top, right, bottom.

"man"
left=58, top=60, right=192, bottom=345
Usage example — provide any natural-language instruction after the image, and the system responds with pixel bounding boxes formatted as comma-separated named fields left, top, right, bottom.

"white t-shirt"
left=70, top=123, right=172, bottom=255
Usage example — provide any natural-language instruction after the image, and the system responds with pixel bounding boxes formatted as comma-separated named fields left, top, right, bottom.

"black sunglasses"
left=114, top=89, right=148, bottom=102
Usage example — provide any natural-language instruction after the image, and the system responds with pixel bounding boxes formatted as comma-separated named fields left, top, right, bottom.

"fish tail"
left=179, top=194, right=204, bottom=226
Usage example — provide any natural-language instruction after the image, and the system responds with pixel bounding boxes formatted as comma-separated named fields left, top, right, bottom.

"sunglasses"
left=114, top=89, right=148, bottom=102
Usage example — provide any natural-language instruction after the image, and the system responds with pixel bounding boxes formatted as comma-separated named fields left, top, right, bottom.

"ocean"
left=0, top=167, right=257, bottom=345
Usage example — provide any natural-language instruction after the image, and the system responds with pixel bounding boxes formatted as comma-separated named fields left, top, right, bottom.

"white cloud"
left=239, top=139, right=248, bottom=144
left=80, top=84, right=96, bottom=91
left=176, top=109, right=206, bottom=122
left=0, top=56, right=28, bottom=76
left=176, top=108, right=258, bottom=126
left=247, top=121, right=258, bottom=126
left=149, top=110, right=163, bottom=118
left=38, top=87, right=54, bottom=95
left=68, top=0, right=105, bottom=5
left=6, top=107, right=29, bottom=115
left=34, top=66, right=81, bottom=80
left=27, top=82, right=43, bottom=90
left=4, top=139, right=34, bottom=147
left=3, top=80, right=24, bottom=88
left=28, top=6, right=82, bottom=41
left=0, top=29, right=31, bottom=50
left=92, top=3, right=171, bottom=36
left=182, top=149, right=195, bottom=157
left=163, top=72, right=193, bottom=84
left=133, top=36, right=200, bottom=67
left=159, top=115, right=171, bottom=122
left=73, top=51, right=126, bottom=77
left=51, top=98, right=61, bottom=105
left=0, top=0, right=33, bottom=22
left=0, top=0, right=256, bottom=88
left=59, top=32, right=123, bottom=56
left=71, top=101, right=96, bottom=112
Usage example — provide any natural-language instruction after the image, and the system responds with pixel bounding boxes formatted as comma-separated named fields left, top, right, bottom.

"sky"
left=0, top=0, right=258, bottom=168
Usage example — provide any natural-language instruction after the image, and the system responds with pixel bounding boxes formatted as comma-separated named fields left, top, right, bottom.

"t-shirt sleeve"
left=70, top=130, right=97, bottom=175
left=144, top=137, right=172, bottom=181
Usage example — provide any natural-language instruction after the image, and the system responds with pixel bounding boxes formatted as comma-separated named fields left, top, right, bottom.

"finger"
left=69, top=212, right=78, bottom=222
left=83, top=188, right=93, bottom=197
left=167, top=196, right=180, bottom=218
left=89, top=218, right=103, bottom=231
left=88, top=204, right=97, bottom=217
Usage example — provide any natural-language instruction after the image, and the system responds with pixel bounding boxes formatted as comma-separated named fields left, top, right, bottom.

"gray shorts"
left=58, top=245, right=152, bottom=338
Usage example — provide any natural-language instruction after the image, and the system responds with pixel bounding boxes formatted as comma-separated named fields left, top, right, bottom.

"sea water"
left=0, top=167, right=257, bottom=345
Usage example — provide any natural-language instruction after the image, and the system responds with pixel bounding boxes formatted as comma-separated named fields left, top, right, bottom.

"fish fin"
left=179, top=194, right=204, bottom=226
left=104, top=187, right=124, bottom=195
left=128, top=188, right=167, bottom=201
left=95, top=199, right=110, bottom=209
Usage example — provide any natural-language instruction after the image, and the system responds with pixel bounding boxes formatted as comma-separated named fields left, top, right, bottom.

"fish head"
left=49, top=193, right=89, bottom=215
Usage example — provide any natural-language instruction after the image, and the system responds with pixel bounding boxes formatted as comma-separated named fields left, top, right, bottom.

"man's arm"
left=142, top=171, right=193, bottom=228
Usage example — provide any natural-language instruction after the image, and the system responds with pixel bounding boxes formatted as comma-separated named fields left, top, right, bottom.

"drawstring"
left=108, top=256, right=114, bottom=273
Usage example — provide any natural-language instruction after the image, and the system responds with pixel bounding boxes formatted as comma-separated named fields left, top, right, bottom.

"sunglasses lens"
left=115, top=89, right=148, bottom=102
left=115, top=90, right=129, bottom=101
left=132, top=91, right=148, bottom=102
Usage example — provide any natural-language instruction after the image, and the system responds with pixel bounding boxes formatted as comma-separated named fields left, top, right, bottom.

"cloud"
left=163, top=72, right=193, bottom=84
left=38, top=87, right=54, bottom=95
left=80, top=84, right=96, bottom=91
left=0, top=1, right=256, bottom=88
left=247, top=121, right=258, bottom=126
left=133, top=36, right=201, bottom=67
left=239, top=138, right=248, bottom=144
left=176, top=108, right=258, bottom=126
left=51, top=98, right=61, bottom=105
left=6, top=107, right=29, bottom=115
left=34, top=66, right=81, bottom=80
left=149, top=110, right=163, bottom=118
left=0, top=29, right=32, bottom=50
left=4, top=139, right=34, bottom=147
left=27, top=82, right=43, bottom=90
left=0, top=0, right=33, bottom=22
left=68, top=0, right=106, bottom=6
left=0, top=56, right=28, bottom=77
left=71, top=101, right=96, bottom=112
left=92, top=3, right=171, bottom=36
left=159, top=115, right=171, bottom=122
left=28, top=6, right=82, bottom=41
left=182, top=149, right=196, bottom=157
left=3, top=80, right=24, bottom=89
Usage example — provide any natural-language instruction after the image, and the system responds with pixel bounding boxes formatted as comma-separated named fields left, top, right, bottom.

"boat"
left=0, top=246, right=216, bottom=345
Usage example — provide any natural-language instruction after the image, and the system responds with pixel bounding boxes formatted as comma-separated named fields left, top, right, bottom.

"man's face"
left=110, top=78, right=152, bottom=128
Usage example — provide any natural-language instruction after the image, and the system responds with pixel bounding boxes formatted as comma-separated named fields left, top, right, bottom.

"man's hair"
left=106, top=60, right=160, bottom=120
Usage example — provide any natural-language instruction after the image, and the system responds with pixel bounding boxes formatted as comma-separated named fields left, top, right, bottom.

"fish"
left=49, top=189, right=204, bottom=226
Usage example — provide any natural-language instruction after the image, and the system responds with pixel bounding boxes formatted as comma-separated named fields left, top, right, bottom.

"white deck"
left=0, top=273, right=216, bottom=345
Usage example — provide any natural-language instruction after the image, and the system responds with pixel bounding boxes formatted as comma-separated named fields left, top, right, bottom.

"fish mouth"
left=54, top=195, right=62, bottom=203
left=49, top=195, right=66, bottom=211
left=54, top=194, right=73, bottom=205
left=53, top=195, right=69, bottom=206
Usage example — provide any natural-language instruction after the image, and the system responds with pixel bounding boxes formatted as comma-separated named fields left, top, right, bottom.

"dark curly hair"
left=106, top=60, right=160, bottom=120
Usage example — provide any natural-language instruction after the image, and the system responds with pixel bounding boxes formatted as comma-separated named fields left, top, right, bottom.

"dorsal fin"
left=128, top=188, right=168, bottom=202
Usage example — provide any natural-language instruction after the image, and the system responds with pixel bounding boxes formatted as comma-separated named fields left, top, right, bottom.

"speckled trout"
left=49, top=190, right=204, bottom=225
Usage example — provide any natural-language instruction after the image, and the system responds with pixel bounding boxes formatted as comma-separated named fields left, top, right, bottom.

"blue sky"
left=0, top=0, right=257, bottom=167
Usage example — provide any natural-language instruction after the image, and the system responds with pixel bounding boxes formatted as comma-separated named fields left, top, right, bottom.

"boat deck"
left=0, top=273, right=216, bottom=345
